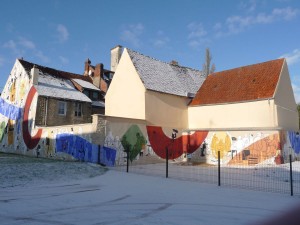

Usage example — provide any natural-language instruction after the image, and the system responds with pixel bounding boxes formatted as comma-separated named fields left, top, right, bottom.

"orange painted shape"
left=147, top=126, right=208, bottom=159
left=22, top=86, right=43, bottom=150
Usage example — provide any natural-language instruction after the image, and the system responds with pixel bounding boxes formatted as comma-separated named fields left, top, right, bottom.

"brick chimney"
left=111, top=45, right=123, bottom=72
left=84, top=58, right=91, bottom=76
left=31, top=65, right=39, bottom=85
left=93, top=63, right=103, bottom=89
left=170, top=60, right=179, bottom=66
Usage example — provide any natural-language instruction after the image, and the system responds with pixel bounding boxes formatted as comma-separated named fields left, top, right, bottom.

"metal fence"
left=112, top=152, right=300, bottom=196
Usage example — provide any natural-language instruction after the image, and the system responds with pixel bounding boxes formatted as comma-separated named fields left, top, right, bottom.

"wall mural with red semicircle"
left=146, top=126, right=208, bottom=160
left=0, top=61, right=299, bottom=167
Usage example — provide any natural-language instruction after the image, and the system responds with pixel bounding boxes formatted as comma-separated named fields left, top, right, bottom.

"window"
left=83, top=90, right=89, bottom=97
left=74, top=102, right=82, bottom=117
left=92, top=91, right=99, bottom=100
left=58, top=101, right=67, bottom=115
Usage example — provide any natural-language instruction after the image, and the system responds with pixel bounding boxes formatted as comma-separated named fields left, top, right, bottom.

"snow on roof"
left=126, top=48, right=205, bottom=97
left=19, top=58, right=92, bottom=82
left=72, top=79, right=100, bottom=91
left=92, top=101, right=105, bottom=107
left=36, top=73, right=91, bottom=102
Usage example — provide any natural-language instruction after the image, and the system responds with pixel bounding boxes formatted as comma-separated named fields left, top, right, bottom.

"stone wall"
left=35, top=97, right=92, bottom=126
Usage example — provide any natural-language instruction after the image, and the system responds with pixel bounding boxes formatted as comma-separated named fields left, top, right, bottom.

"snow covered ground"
left=0, top=153, right=299, bottom=225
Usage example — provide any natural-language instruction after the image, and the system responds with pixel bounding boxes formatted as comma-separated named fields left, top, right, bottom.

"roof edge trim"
left=189, top=97, right=275, bottom=107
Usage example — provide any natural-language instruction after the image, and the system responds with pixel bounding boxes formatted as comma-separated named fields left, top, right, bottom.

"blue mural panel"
left=100, top=146, right=117, bottom=167
left=0, top=97, right=22, bottom=120
left=56, top=133, right=116, bottom=166
left=288, top=131, right=300, bottom=154
left=56, top=133, right=74, bottom=155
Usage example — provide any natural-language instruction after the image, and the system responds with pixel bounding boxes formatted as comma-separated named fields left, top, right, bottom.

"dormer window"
left=83, top=90, right=89, bottom=97
left=92, top=91, right=99, bottom=100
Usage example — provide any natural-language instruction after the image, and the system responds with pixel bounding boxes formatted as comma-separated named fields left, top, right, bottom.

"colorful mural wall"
left=188, top=131, right=286, bottom=165
left=0, top=60, right=116, bottom=167
left=100, top=122, right=298, bottom=166
left=0, top=60, right=299, bottom=167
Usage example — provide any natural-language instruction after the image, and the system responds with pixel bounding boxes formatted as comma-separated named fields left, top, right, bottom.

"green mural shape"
left=0, top=121, right=6, bottom=143
left=121, top=125, right=146, bottom=162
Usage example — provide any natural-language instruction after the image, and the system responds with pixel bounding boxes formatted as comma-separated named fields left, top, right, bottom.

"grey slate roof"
left=92, top=101, right=105, bottom=107
left=36, top=73, right=91, bottom=102
left=72, top=78, right=100, bottom=91
left=126, top=48, right=205, bottom=97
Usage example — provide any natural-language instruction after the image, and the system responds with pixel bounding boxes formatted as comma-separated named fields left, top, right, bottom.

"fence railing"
left=112, top=151, right=300, bottom=196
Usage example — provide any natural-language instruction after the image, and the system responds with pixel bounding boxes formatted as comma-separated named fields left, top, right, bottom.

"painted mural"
left=228, top=133, right=281, bottom=165
left=0, top=121, right=5, bottom=142
left=22, top=86, right=42, bottom=150
left=0, top=60, right=299, bottom=168
left=288, top=131, right=300, bottom=154
left=146, top=126, right=208, bottom=160
left=210, top=132, right=231, bottom=159
left=0, top=60, right=117, bottom=167
left=187, top=131, right=286, bottom=165
left=104, top=131, right=127, bottom=166
left=55, top=133, right=116, bottom=165
left=103, top=124, right=154, bottom=166
left=0, top=60, right=30, bottom=154
left=121, top=125, right=146, bottom=161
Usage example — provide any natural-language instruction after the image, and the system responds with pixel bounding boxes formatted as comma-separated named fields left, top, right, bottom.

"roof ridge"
left=211, top=58, right=284, bottom=76
left=18, top=58, right=82, bottom=76
left=125, top=48, right=202, bottom=72
left=18, top=58, right=92, bottom=82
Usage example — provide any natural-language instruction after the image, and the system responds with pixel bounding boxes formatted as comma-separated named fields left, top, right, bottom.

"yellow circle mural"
left=210, top=132, right=231, bottom=159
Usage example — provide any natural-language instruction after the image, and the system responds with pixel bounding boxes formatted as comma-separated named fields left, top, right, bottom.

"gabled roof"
left=72, top=78, right=100, bottom=91
left=36, top=74, right=91, bottom=102
left=19, top=59, right=92, bottom=83
left=190, top=58, right=284, bottom=106
left=126, top=48, right=205, bottom=97
left=19, top=59, right=92, bottom=102
left=92, top=101, right=105, bottom=108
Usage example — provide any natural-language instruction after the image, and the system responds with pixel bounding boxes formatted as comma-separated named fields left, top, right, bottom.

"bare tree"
left=202, top=48, right=215, bottom=78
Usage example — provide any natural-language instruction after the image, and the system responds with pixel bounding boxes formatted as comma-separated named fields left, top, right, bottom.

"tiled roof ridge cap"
left=125, top=48, right=202, bottom=73
left=210, top=58, right=285, bottom=76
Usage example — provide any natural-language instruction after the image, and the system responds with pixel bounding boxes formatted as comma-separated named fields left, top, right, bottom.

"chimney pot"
left=170, top=60, right=179, bottom=66
left=84, top=58, right=91, bottom=76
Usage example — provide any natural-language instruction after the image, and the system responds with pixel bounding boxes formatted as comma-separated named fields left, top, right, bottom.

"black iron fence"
left=112, top=150, right=300, bottom=196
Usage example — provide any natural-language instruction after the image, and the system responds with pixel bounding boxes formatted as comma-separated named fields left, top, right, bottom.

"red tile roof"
left=190, top=58, right=284, bottom=106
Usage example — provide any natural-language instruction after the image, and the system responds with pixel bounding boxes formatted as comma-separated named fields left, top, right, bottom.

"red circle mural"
left=22, top=86, right=42, bottom=149
left=146, top=126, right=208, bottom=160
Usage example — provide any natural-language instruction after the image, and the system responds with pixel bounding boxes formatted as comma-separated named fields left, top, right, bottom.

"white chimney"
left=110, top=45, right=123, bottom=72
left=31, top=65, right=39, bottom=85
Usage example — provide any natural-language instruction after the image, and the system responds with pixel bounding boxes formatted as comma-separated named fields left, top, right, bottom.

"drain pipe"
left=45, top=97, right=48, bottom=126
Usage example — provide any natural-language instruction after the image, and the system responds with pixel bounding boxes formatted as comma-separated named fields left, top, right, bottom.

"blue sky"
left=1, top=0, right=300, bottom=102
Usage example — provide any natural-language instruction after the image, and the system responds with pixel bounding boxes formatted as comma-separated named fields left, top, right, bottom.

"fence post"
left=166, top=147, right=169, bottom=178
left=126, top=146, right=130, bottom=173
left=218, top=151, right=221, bottom=186
left=289, top=154, right=293, bottom=196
